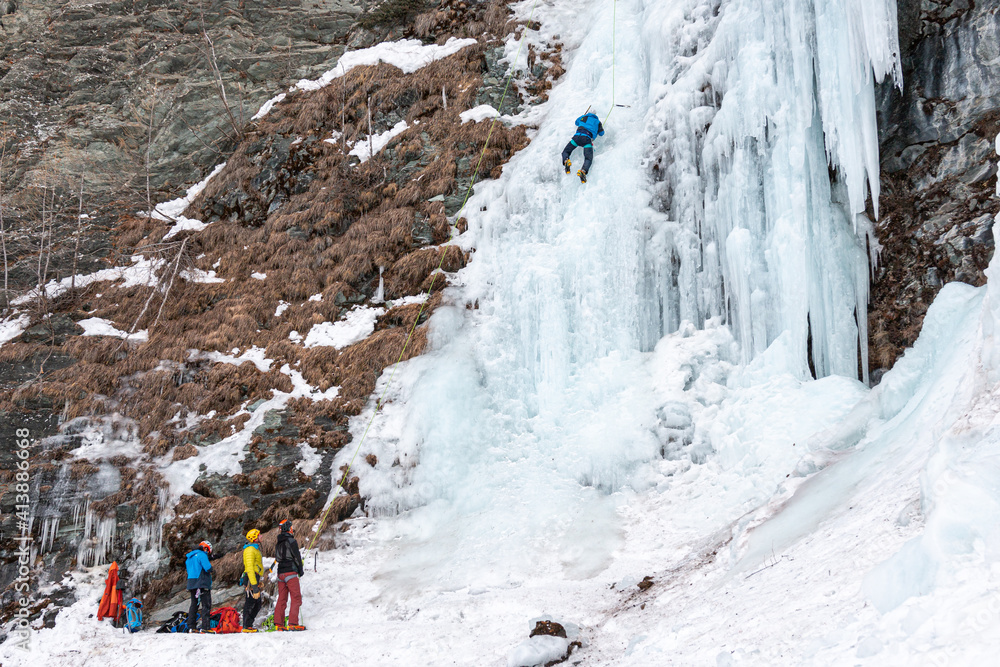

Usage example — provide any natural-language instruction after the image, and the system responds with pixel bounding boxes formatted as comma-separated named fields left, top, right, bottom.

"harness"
left=570, top=131, right=594, bottom=148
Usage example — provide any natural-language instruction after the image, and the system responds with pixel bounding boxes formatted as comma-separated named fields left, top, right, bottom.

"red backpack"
left=210, top=606, right=242, bottom=633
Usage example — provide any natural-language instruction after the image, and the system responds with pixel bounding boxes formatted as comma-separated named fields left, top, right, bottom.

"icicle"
left=644, top=0, right=900, bottom=380
left=374, top=266, right=385, bottom=303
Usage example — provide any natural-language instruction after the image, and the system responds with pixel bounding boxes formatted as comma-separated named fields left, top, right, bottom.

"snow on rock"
left=251, top=92, right=286, bottom=121
left=461, top=104, right=499, bottom=123
left=154, top=162, right=227, bottom=239
left=349, top=120, right=409, bottom=163
left=251, top=272, right=267, bottom=280
left=77, top=317, right=148, bottom=342
left=507, top=635, right=569, bottom=667
left=304, top=306, right=385, bottom=349
left=297, top=441, right=323, bottom=476
left=294, top=37, right=477, bottom=93
left=0, top=312, right=30, bottom=346
left=159, top=361, right=337, bottom=507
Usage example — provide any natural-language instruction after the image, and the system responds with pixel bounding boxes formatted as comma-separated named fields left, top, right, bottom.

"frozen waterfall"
left=336, top=0, right=901, bottom=594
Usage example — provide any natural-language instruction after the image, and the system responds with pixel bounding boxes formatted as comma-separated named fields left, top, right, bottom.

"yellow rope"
left=307, top=0, right=542, bottom=551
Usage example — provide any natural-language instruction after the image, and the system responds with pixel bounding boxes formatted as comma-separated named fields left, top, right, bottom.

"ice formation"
left=335, top=0, right=901, bottom=596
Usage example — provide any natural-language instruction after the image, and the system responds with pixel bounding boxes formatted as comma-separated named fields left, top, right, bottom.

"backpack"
left=123, top=598, right=143, bottom=633
left=156, top=611, right=188, bottom=634
left=209, top=606, right=241, bottom=634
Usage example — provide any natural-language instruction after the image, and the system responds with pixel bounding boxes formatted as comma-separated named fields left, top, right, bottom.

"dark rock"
left=530, top=620, right=568, bottom=638
left=872, top=0, right=1000, bottom=370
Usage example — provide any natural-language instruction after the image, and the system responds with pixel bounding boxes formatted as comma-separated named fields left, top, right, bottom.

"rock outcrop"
left=872, top=0, right=1000, bottom=373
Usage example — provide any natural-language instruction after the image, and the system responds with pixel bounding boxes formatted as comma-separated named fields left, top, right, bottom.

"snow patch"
left=180, top=268, right=224, bottom=284
left=12, top=255, right=164, bottom=305
left=304, top=306, right=385, bottom=349
left=154, top=162, right=227, bottom=239
left=77, top=317, right=148, bottom=342
left=294, top=38, right=477, bottom=92
left=349, top=120, right=409, bottom=163
left=188, top=346, right=274, bottom=373
left=251, top=92, right=286, bottom=121
left=0, top=313, right=30, bottom=346
left=297, top=442, right=323, bottom=477
left=460, top=104, right=499, bottom=124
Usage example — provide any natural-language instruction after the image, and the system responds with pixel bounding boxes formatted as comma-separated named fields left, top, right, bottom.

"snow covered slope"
left=6, top=0, right=1000, bottom=663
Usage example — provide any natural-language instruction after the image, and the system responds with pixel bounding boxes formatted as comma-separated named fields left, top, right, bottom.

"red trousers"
left=275, top=572, right=301, bottom=626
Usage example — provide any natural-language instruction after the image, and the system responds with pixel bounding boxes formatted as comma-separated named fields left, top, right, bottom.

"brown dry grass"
left=3, top=4, right=538, bottom=615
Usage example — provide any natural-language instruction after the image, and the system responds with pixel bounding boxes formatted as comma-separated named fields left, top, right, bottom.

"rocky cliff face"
left=1, top=0, right=361, bottom=195
left=871, top=0, right=1000, bottom=374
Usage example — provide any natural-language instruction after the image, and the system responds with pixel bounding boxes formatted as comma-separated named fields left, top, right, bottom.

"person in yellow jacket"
left=240, top=529, right=266, bottom=632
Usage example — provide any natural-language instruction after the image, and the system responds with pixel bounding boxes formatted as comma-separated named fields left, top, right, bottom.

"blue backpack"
left=124, top=598, right=143, bottom=633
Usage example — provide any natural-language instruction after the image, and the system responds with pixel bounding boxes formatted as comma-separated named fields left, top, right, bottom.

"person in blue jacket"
left=561, top=111, right=605, bottom=183
left=185, top=540, right=215, bottom=633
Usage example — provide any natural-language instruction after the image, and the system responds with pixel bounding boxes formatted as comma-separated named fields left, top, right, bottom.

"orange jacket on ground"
left=97, top=561, right=123, bottom=621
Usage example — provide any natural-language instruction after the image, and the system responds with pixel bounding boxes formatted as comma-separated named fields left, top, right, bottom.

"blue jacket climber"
left=561, top=112, right=605, bottom=182
left=185, top=545, right=213, bottom=590
left=185, top=541, right=215, bottom=632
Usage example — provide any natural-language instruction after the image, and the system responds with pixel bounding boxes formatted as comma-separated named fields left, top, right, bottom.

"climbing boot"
left=563, top=158, right=571, bottom=174
left=241, top=627, right=259, bottom=633
left=284, top=624, right=307, bottom=631
left=577, top=169, right=587, bottom=183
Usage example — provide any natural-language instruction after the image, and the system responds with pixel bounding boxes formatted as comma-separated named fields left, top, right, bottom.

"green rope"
left=307, top=0, right=543, bottom=551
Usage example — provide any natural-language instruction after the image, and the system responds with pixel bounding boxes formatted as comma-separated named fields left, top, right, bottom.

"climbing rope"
left=307, top=0, right=543, bottom=551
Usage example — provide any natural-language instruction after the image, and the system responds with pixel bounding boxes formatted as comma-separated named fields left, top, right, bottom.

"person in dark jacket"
left=274, top=519, right=305, bottom=631
left=185, top=540, right=214, bottom=633
left=561, top=111, right=605, bottom=183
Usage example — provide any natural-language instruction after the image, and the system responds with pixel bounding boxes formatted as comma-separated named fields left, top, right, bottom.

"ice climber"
left=561, top=111, right=605, bottom=183
left=274, top=519, right=306, bottom=631
left=241, top=529, right=266, bottom=632
left=185, top=540, right=215, bottom=633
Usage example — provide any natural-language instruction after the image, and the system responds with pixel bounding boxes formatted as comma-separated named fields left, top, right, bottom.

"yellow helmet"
left=246, top=529, right=261, bottom=542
